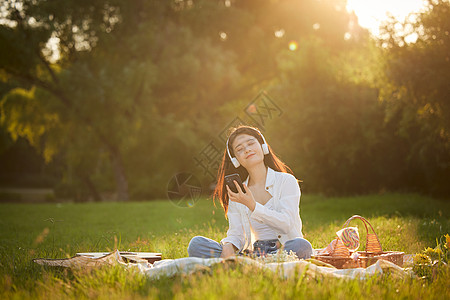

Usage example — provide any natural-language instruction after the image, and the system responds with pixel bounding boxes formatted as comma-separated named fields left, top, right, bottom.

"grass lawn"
left=0, top=193, right=449, bottom=299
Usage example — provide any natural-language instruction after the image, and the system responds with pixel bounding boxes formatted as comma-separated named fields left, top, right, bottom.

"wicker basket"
left=312, top=215, right=404, bottom=269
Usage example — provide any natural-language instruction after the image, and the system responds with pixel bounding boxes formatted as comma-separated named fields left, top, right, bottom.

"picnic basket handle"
left=341, top=215, right=383, bottom=253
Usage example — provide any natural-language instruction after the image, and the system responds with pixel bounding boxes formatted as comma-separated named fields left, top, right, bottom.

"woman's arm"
left=249, top=174, right=301, bottom=234
left=220, top=242, right=238, bottom=258
left=220, top=201, right=245, bottom=252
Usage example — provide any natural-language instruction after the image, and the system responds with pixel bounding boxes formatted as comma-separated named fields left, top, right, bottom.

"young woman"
left=188, top=125, right=313, bottom=259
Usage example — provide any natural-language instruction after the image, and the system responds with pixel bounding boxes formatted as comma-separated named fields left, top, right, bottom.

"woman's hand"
left=220, top=243, right=237, bottom=259
left=226, top=181, right=256, bottom=212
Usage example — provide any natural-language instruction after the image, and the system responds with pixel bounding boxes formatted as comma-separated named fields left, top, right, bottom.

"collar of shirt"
left=243, top=166, right=276, bottom=196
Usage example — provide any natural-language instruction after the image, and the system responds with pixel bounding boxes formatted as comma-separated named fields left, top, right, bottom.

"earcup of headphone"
left=231, top=157, right=240, bottom=168
left=262, top=144, right=269, bottom=155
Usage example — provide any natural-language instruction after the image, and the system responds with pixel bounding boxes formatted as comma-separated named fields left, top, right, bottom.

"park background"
left=1, top=0, right=449, bottom=203
left=1, top=1, right=450, bottom=299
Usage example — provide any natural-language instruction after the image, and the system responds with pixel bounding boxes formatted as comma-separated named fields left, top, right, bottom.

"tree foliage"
left=0, top=0, right=448, bottom=200
left=378, top=0, right=450, bottom=196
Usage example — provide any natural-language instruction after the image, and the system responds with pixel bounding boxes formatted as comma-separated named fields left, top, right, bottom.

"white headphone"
left=226, top=128, right=269, bottom=168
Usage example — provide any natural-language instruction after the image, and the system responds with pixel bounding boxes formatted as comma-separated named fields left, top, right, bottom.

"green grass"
left=1, top=193, right=449, bottom=299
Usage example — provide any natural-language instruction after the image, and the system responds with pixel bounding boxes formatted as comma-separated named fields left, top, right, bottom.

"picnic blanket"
left=137, top=255, right=411, bottom=280
left=34, top=250, right=414, bottom=280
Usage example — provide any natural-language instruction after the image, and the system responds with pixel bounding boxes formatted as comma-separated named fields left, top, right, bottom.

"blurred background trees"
left=0, top=0, right=448, bottom=201
left=378, top=0, right=450, bottom=196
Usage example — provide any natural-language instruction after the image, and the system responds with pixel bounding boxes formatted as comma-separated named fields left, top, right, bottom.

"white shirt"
left=221, top=167, right=303, bottom=252
left=250, top=197, right=278, bottom=240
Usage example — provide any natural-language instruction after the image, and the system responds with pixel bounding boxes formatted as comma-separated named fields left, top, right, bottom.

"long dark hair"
left=213, top=125, right=295, bottom=216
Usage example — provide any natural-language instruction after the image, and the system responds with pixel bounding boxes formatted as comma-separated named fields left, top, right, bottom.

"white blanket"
left=34, top=250, right=413, bottom=280
left=134, top=255, right=412, bottom=280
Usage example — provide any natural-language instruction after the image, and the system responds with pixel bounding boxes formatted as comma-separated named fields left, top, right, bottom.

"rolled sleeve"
left=250, top=174, right=300, bottom=234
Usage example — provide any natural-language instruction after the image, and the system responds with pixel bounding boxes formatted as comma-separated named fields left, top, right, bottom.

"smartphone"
left=224, top=173, right=246, bottom=193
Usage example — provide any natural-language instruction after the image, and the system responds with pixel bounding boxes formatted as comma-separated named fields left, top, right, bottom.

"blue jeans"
left=187, top=236, right=313, bottom=259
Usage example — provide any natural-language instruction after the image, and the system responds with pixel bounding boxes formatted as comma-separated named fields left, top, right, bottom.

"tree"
left=0, top=0, right=184, bottom=200
left=0, top=0, right=244, bottom=200
left=379, top=0, right=450, bottom=196
left=4, top=0, right=415, bottom=200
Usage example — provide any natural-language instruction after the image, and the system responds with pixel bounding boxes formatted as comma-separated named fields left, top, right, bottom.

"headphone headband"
left=226, top=128, right=269, bottom=168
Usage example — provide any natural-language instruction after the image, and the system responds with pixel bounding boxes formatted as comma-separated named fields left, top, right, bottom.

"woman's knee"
left=187, top=236, right=206, bottom=257
left=286, top=237, right=313, bottom=259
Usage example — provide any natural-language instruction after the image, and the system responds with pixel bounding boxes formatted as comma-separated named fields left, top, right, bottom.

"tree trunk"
left=81, top=175, right=103, bottom=202
left=75, top=167, right=103, bottom=202
left=110, top=149, right=129, bottom=201
left=6, top=55, right=130, bottom=201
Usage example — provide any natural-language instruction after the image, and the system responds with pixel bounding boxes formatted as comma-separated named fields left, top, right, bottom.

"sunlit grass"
left=0, top=193, right=449, bottom=299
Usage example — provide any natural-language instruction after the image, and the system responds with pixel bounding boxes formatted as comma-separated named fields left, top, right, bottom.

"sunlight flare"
left=346, top=0, right=428, bottom=37
left=288, top=40, right=298, bottom=51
